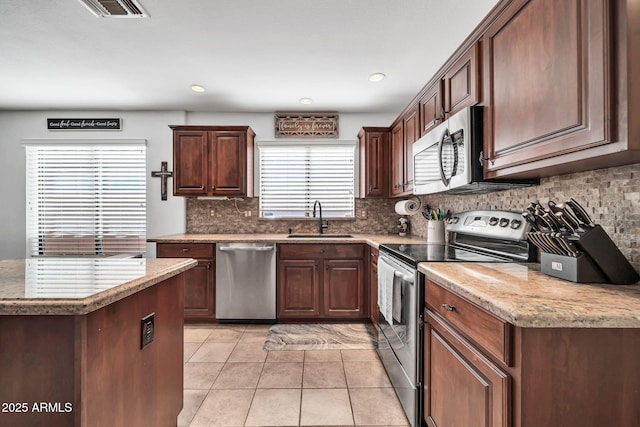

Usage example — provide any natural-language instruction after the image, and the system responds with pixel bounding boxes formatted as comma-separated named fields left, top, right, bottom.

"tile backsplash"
left=185, top=163, right=640, bottom=272
left=409, top=163, right=640, bottom=271
left=186, top=198, right=399, bottom=235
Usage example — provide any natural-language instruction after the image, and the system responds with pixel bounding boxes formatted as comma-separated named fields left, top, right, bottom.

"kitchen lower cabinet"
left=369, top=246, right=379, bottom=328
left=424, top=310, right=510, bottom=427
left=277, top=244, right=366, bottom=320
left=424, top=278, right=640, bottom=427
left=157, top=243, right=215, bottom=322
left=277, top=259, right=321, bottom=318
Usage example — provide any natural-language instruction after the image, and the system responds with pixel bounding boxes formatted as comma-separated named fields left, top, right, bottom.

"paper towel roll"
left=395, top=200, right=421, bottom=216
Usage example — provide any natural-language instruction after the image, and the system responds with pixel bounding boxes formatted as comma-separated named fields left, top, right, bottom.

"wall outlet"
left=360, top=210, right=368, bottom=219
left=210, top=209, right=215, bottom=217
left=244, top=211, right=251, bottom=217
left=141, top=313, right=155, bottom=349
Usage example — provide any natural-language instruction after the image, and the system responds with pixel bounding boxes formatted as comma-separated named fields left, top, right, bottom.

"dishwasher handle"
left=218, top=244, right=276, bottom=252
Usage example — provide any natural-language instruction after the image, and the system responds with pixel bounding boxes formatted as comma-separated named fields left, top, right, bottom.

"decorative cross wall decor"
left=150, top=161, right=173, bottom=201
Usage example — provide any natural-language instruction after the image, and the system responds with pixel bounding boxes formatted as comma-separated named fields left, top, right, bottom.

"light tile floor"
left=180, top=324, right=410, bottom=427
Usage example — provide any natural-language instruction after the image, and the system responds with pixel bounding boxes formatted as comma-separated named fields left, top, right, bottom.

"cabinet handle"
left=369, top=184, right=373, bottom=193
left=207, top=262, right=211, bottom=270
left=326, top=265, right=329, bottom=271
left=181, top=248, right=190, bottom=252
left=442, top=303, right=456, bottom=312
left=478, top=151, right=495, bottom=167
left=212, top=185, right=216, bottom=190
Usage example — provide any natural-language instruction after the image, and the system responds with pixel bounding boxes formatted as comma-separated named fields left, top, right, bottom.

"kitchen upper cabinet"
left=156, top=243, right=215, bottom=321
left=390, top=105, right=418, bottom=197
left=482, top=0, right=613, bottom=178
left=390, top=121, right=405, bottom=197
left=277, top=244, right=366, bottom=320
left=419, top=82, right=443, bottom=137
left=358, top=127, right=390, bottom=198
left=444, top=42, right=480, bottom=118
left=170, top=125, right=255, bottom=197
left=420, top=43, right=480, bottom=137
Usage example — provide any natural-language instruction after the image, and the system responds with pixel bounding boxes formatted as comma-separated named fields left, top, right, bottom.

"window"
left=25, top=141, right=147, bottom=256
left=259, top=144, right=355, bottom=219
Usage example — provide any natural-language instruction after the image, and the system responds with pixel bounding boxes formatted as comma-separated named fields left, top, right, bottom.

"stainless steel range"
left=376, top=210, right=536, bottom=427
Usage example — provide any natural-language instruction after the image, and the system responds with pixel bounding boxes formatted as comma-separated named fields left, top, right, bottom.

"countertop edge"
left=0, top=258, right=198, bottom=316
left=418, top=262, right=640, bottom=329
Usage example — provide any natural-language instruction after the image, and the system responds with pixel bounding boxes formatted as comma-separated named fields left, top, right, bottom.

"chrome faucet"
left=312, top=200, right=329, bottom=234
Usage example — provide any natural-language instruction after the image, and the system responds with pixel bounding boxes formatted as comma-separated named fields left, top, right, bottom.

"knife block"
left=568, top=225, right=640, bottom=285
left=540, top=252, right=608, bottom=283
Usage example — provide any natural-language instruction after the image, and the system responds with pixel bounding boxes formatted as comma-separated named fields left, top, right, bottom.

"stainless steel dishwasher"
left=215, top=242, right=276, bottom=321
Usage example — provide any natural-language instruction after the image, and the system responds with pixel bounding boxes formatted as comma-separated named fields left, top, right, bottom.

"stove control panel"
left=446, top=210, right=530, bottom=241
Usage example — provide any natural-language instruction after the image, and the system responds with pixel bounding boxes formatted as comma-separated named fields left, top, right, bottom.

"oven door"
left=377, top=254, right=419, bottom=383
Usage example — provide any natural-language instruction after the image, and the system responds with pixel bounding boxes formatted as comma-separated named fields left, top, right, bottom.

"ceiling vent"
left=78, top=0, right=149, bottom=17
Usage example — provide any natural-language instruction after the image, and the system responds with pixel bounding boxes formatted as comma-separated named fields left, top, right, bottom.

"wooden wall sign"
left=47, top=118, right=121, bottom=130
left=274, top=113, right=339, bottom=138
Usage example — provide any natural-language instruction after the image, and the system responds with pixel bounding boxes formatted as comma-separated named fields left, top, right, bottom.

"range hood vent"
left=78, top=0, right=149, bottom=17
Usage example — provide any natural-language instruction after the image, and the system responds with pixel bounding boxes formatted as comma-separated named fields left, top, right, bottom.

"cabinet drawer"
left=426, top=280, right=512, bottom=366
left=279, top=244, right=364, bottom=260
left=157, top=243, right=214, bottom=258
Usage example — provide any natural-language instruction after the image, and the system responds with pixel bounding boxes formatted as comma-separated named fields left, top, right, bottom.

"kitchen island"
left=419, top=261, right=640, bottom=427
left=0, top=257, right=197, bottom=427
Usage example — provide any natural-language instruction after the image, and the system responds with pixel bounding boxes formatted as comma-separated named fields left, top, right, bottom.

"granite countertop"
left=418, top=262, right=640, bottom=328
left=0, top=257, right=197, bottom=316
left=148, top=233, right=428, bottom=248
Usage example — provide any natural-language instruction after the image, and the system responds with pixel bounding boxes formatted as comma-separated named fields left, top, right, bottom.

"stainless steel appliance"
left=215, top=242, right=276, bottom=321
left=377, top=210, right=536, bottom=427
left=412, top=106, right=538, bottom=195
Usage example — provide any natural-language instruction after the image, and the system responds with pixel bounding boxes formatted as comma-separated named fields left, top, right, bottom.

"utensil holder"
left=426, top=220, right=445, bottom=244
left=538, top=225, right=639, bottom=285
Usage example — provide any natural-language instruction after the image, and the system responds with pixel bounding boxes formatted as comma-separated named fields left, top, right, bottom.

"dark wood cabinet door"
left=444, top=42, right=480, bottom=117
left=403, top=105, right=419, bottom=194
left=156, top=243, right=215, bottom=321
left=420, top=82, right=444, bottom=137
left=358, top=128, right=389, bottom=198
left=277, top=259, right=321, bottom=318
left=323, top=259, right=365, bottom=318
left=424, top=310, right=509, bottom=427
left=390, top=121, right=405, bottom=197
left=211, top=131, right=246, bottom=195
left=369, top=247, right=379, bottom=328
left=483, top=0, right=612, bottom=178
left=182, top=259, right=215, bottom=321
left=173, top=130, right=209, bottom=196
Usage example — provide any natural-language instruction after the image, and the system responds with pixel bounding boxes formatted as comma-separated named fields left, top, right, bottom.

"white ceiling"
left=0, top=0, right=499, bottom=114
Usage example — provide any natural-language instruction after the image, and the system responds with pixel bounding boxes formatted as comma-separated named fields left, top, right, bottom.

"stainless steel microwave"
left=412, top=106, right=538, bottom=195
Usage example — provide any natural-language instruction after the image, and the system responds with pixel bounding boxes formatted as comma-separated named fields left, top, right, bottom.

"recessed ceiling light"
left=369, top=73, right=386, bottom=82
left=191, top=84, right=206, bottom=93
left=299, top=98, right=313, bottom=105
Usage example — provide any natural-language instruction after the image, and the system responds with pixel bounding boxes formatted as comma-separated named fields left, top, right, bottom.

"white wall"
left=0, top=110, right=394, bottom=259
left=0, top=110, right=187, bottom=259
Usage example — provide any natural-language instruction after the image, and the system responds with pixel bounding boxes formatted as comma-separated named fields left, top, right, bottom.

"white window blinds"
left=259, top=144, right=355, bottom=219
left=25, top=143, right=147, bottom=256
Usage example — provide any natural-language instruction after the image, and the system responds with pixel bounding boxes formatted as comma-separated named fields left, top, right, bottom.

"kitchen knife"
left=566, top=198, right=595, bottom=227
left=556, top=233, right=580, bottom=257
left=554, top=211, right=580, bottom=236
left=555, top=203, right=584, bottom=232
left=530, top=232, right=563, bottom=255
left=521, top=212, right=539, bottom=231
left=543, top=209, right=563, bottom=231
left=547, top=200, right=560, bottom=213
left=542, top=232, right=568, bottom=255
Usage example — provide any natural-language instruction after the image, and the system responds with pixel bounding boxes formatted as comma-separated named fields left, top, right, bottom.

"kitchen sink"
left=287, top=234, right=353, bottom=238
